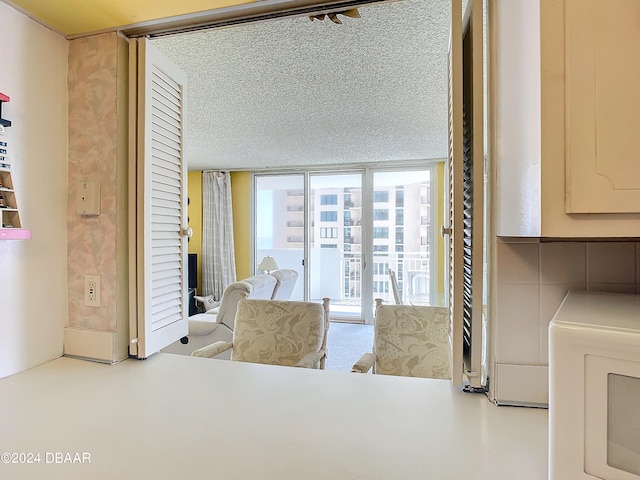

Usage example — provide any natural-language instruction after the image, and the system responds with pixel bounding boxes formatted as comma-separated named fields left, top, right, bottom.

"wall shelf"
left=0, top=229, right=31, bottom=240
left=0, top=92, right=29, bottom=240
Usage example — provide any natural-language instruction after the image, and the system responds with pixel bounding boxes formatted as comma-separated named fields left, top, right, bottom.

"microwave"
left=549, top=291, right=640, bottom=479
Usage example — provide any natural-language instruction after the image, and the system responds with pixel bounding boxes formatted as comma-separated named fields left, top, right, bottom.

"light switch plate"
left=76, top=182, right=100, bottom=216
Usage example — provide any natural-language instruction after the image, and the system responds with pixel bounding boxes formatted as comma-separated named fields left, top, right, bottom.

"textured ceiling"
left=152, top=0, right=450, bottom=171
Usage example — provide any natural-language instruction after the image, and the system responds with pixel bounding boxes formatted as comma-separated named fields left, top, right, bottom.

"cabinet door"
left=565, top=0, right=640, bottom=213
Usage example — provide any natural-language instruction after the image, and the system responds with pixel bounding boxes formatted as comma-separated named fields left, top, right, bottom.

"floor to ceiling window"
left=371, top=169, right=436, bottom=309
left=253, top=164, right=440, bottom=324
left=309, top=172, right=364, bottom=321
left=254, top=174, right=305, bottom=301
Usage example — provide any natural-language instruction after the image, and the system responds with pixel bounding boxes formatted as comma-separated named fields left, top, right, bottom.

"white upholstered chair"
left=161, top=274, right=278, bottom=357
left=269, top=269, right=299, bottom=300
left=192, top=296, right=330, bottom=369
left=351, top=298, right=450, bottom=379
left=193, top=274, right=278, bottom=327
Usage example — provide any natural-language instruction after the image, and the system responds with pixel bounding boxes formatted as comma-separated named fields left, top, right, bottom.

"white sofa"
left=161, top=269, right=298, bottom=358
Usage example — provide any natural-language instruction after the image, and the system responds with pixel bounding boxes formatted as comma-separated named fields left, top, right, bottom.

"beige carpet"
left=324, top=322, right=374, bottom=372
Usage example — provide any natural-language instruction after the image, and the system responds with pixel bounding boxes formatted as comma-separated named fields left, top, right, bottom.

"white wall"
left=493, top=0, right=541, bottom=237
left=0, top=3, right=68, bottom=378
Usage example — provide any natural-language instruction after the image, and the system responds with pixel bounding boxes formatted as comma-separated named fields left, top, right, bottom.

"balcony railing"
left=256, top=248, right=435, bottom=319
left=344, top=219, right=362, bottom=226
left=340, top=251, right=432, bottom=305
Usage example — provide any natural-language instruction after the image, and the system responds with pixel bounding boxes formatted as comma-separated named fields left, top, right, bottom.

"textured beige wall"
left=67, top=33, right=128, bottom=360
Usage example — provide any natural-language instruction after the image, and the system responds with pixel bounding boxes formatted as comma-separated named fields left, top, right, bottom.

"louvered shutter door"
left=447, top=0, right=465, bottom=388
left=446, top=0, right=484, bottom=389
left=133, top=39, right=189, bottom=358
left=462, top=0, right=484, bottom=389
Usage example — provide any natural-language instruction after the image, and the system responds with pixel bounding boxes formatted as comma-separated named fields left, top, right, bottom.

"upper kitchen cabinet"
left=564, top=0, right=640, bottom=214
left=493, top=0, right=640, bottom=237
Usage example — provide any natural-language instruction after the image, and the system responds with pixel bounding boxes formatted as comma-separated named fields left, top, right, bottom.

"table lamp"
left=257, top=255, right=279, bottom=274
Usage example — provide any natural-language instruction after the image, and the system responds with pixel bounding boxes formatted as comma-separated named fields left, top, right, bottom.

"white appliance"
left=549, top=291, right=640, bottom=479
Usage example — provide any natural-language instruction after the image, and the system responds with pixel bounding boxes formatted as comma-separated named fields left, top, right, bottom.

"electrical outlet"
left=85, top=275, right=100, bottom=307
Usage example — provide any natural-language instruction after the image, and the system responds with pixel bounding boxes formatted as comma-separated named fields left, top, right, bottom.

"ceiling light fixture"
left=309, top=8, right=360, bottom=24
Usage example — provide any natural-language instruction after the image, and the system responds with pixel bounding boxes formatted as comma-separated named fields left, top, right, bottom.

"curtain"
left=202, top=171, right=236, bottom=300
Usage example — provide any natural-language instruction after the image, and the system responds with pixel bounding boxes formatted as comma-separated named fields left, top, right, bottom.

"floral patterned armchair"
left=192, top=295, right=330, bottom=369
left=351, top=299, right=450, bottom=379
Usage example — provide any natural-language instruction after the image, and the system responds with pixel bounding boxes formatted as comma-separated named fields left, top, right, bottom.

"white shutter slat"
left=152, top=191, right=181, bottom=204
left=151, top=172, right=181, bottom=191
left=152, top=197, right=181, bottom=211
left=152, top=268, right=182, bottom=283
left=151, top=248, right=181, bottom=258
left=151, top=119, right=181, bottom=146
left=151, top=308, right=182, bottom=330
left=153, top=275, right=182, bottom=290
left=153, top=156, right=182, bottom=175
left=152, top=144, right=181, bottom=164
left=151, top=292, right=180, bottom=305
left=152, top=209, right=180, bottom=220
left=152, top=224, right=181, bottom=233
left=151, top=105, right=181, bottom=133
left=152, top=68, right=181, bottom=104
left=152, top=259, right=181, bottom=271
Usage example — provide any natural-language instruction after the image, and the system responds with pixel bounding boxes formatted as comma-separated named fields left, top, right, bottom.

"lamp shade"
left=258, top=255, right=279, bottom=273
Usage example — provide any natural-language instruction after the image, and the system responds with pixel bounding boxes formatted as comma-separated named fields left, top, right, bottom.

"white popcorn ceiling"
left=152, top=0, right=451, bottom=171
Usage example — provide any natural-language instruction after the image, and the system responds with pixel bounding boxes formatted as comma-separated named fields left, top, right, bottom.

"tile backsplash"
left=494, top=239, right=640, bottom=366
left=492, top=239, right=640, bottom=406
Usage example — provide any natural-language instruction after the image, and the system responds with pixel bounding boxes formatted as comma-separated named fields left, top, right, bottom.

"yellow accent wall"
left=188, top=171, right=251, bottom=288
left=231, top=171, right=251, bottom=280
left=187, top=171, right=203, bottom=291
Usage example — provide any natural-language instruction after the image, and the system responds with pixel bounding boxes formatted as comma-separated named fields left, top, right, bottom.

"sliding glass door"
left=309, top=172, right=365, bottom=322
left=253, top=164, right=439, bottom=324
left=371, top=169, right=434, bottom=310
left=254, top=174, right=305, bottom=300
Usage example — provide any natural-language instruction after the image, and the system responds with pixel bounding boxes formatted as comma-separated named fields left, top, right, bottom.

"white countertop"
left=0, top=355, right=548, bottom=479
left=551, top=290, right=640, bottom=332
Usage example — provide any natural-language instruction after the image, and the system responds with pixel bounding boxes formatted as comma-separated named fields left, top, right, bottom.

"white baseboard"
left=494, top=363, right=549, bottom=407
left=64, top=327, right=119, bottom=363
